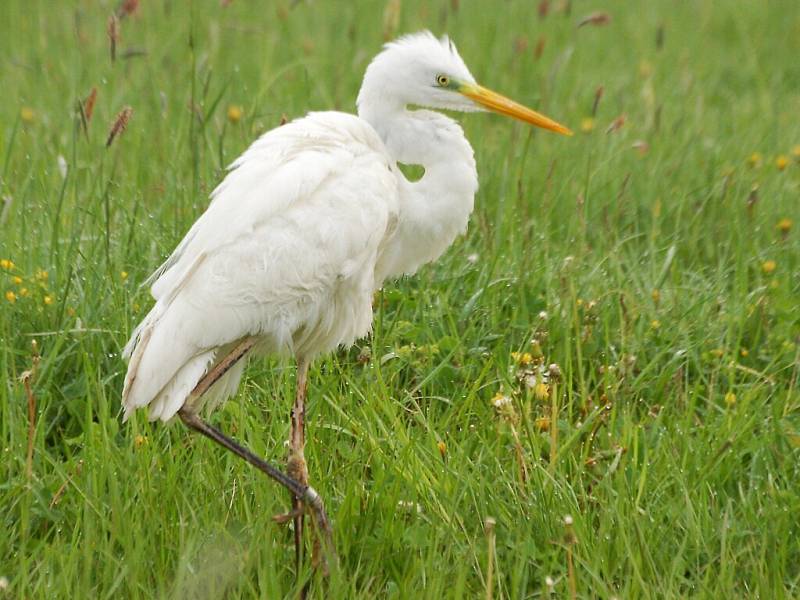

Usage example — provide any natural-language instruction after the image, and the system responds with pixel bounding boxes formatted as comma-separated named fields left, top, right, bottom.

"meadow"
left=1, top=0, right=799, bottom=597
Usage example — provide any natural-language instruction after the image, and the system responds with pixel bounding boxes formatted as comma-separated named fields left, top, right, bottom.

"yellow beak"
left=460, top=83, right=572, bottom=136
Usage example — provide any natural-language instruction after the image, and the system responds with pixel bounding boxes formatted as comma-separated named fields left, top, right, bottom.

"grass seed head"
left=83, top=87, right=98, bottom=122
left=117, top=0, right=140, bottom=19
left=106, top=106, right=133, bottom=147
left=107, top=14, right=119, bottom=63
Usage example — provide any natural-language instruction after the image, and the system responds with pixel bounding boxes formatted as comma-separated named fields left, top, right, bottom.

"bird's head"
left=357, top=31, right=571, bottom=136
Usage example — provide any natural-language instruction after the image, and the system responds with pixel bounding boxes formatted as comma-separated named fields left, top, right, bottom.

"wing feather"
left=123, top=111, right=398, bottom=421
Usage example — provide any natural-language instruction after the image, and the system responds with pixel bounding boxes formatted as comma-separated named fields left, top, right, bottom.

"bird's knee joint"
left=303, top=485, right=323, bottom=509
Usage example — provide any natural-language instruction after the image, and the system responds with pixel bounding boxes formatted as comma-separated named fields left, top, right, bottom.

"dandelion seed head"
left=491, top=392, right=512, bottom=409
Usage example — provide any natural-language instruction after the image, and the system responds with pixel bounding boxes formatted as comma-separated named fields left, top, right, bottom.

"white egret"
left=122, top=31, right=570, bottom=568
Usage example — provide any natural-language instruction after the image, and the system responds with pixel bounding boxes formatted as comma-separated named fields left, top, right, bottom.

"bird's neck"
left=359, top=105, right=479, bottom=281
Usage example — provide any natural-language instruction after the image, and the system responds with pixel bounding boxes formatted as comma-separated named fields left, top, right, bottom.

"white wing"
left=122, top=112, right=398, bottom=422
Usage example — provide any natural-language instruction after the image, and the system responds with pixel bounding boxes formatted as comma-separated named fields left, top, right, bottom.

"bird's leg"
left=176, top=340, right=334, bottom=568
left=287, top=358, right=310, bottom=571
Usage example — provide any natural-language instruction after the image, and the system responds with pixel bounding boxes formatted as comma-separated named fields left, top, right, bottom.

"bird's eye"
left=435, top=74, right=450, bottom=87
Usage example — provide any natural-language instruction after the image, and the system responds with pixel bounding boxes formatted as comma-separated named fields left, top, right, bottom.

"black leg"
left=176, top=340, right=335, bottom=573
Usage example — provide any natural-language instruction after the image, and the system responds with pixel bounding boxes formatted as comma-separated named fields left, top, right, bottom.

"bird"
left=121, top=31, right=571, bottom=570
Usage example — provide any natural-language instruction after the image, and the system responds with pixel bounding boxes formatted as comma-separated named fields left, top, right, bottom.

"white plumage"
left=122, top=31, right=570, bottom=423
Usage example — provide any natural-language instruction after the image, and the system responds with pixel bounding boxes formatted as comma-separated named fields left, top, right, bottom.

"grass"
left=1, top=0, right=799, bottom=597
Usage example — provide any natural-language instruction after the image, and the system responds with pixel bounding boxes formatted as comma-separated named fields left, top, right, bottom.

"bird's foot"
left=303, top=485, right=335, bottom=576
left=271, top=507, right=304, bottom=524
left=271, top=485, right=336, bottom=575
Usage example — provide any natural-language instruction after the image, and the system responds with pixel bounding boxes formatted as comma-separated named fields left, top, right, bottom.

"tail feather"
left=146, top=351, right=215, bottom=422
left=122, top=303, right=250, bottom=422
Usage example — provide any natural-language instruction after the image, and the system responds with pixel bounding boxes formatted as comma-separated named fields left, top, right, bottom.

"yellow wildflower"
left=651, top=288, right=661, bottom=305
left=534, top=382, right=549, bottom=400
left=35, top=269, right=48, bottom=281
left=761, top=260, right=776, bottom=274
left=777, top=218, right=792, bottom=234
left=437, top=440, right=446, bottom=458
left=724, top=392, right=736, bottom=407
left=511, top=351, right=533, bottom=366
left=120, top=271, right=129, bottom=281
left=776, top=155, right=789, bottom=171
left=580, top=117, right=595, bottom=133
left=651, top=319, right=661, bottom=330
left=20, top=107, right=35, bottom=123
left=43, top=295, right=54, bottom=305
left=227, top=105, right=243, bottom=124
left=747, top=152, right=762, bottom=168
left=535, top=416, right=550, bottom=432
left=134, top=434, right=147, bottom=449
left=19, top=287, right=29, bottom=297
left=0, top=259, right=13, bottom=270
left=740, top=348, right=749, bottom=357
left=5, top=290, right=16, bottom=303
left=12, top=276, right=22, bottom=285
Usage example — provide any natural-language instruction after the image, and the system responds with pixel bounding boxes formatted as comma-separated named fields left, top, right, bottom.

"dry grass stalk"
left=484, top=517, right=496, bottom=600
left=564, top=515, right=577, bottom=599
left=50, top=459, right=84, bottom=508
left=21, top=340, right=40, bottom=482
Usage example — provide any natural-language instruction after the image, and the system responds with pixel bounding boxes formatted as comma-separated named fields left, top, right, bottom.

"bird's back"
left=122, top=112, right=399, bottom=422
